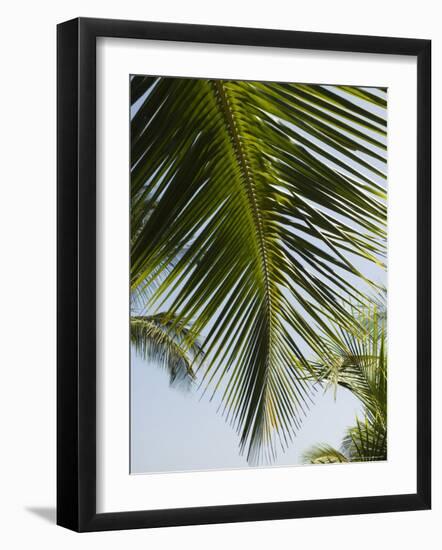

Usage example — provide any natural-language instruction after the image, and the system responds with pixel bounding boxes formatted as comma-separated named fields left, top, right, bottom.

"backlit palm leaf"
left=130, top=77, right=387, bottom=463
left=311, top=301, right=387, bottom=421
left=302, top=444, right=349, bottom=464
left=304, top=302, right=387, bottom=463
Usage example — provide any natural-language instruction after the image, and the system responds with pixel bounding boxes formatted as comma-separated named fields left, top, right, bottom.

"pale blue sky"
left=130, top=81, right=387, bottom=474
left=131, top=350, right=363, bottom=473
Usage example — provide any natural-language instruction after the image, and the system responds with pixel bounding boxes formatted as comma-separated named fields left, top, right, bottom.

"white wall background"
left=0, top=1, right=439, bottom=548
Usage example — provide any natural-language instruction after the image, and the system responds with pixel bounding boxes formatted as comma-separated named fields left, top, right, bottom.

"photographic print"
left=130, top=76, right=387, bottom=474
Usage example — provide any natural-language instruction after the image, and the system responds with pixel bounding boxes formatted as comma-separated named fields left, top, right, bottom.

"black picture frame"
left=57, top=17, right=431, bottom=532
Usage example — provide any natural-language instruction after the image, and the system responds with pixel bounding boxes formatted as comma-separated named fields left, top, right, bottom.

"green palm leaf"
left=342, top=417, right=387, bottom=462
left=311, top=301, right=387, bottom=420
left=130, top=77, right=387, bottom=463
left=131, top=313, right=203, bottom=390
left=302, top=444, right=349, bottom=464
left=304, top=301, right=387, bottom=463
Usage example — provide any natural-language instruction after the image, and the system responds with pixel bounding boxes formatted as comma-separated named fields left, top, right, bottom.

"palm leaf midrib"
left=211, top=81, right=271, bottom=296
left=209, top=80, right=283, bottom=462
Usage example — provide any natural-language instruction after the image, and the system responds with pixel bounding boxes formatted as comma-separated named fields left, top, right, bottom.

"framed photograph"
left=57, top=17, right=431, bottom=532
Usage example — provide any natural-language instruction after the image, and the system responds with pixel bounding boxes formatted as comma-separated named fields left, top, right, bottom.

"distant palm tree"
left=130, top=312, right=203, bottom=390
left=130, top=250, right=202, bottom=390
left=303, top=302, right=387, bottom=464
left=130, top=76, right=387, bottom=463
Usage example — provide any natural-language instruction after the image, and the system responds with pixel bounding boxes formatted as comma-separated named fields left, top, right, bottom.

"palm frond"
left=130, top=77, right=387, bottom=463
left=304, top=301, right=387, bottom=463
left=342, top=417, right=387, bottom=462
left=311, top=301, right=387, bottom=414
left=130, top=313, right=203, bottom=390
left=302, top=444, right=349, bottom=464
